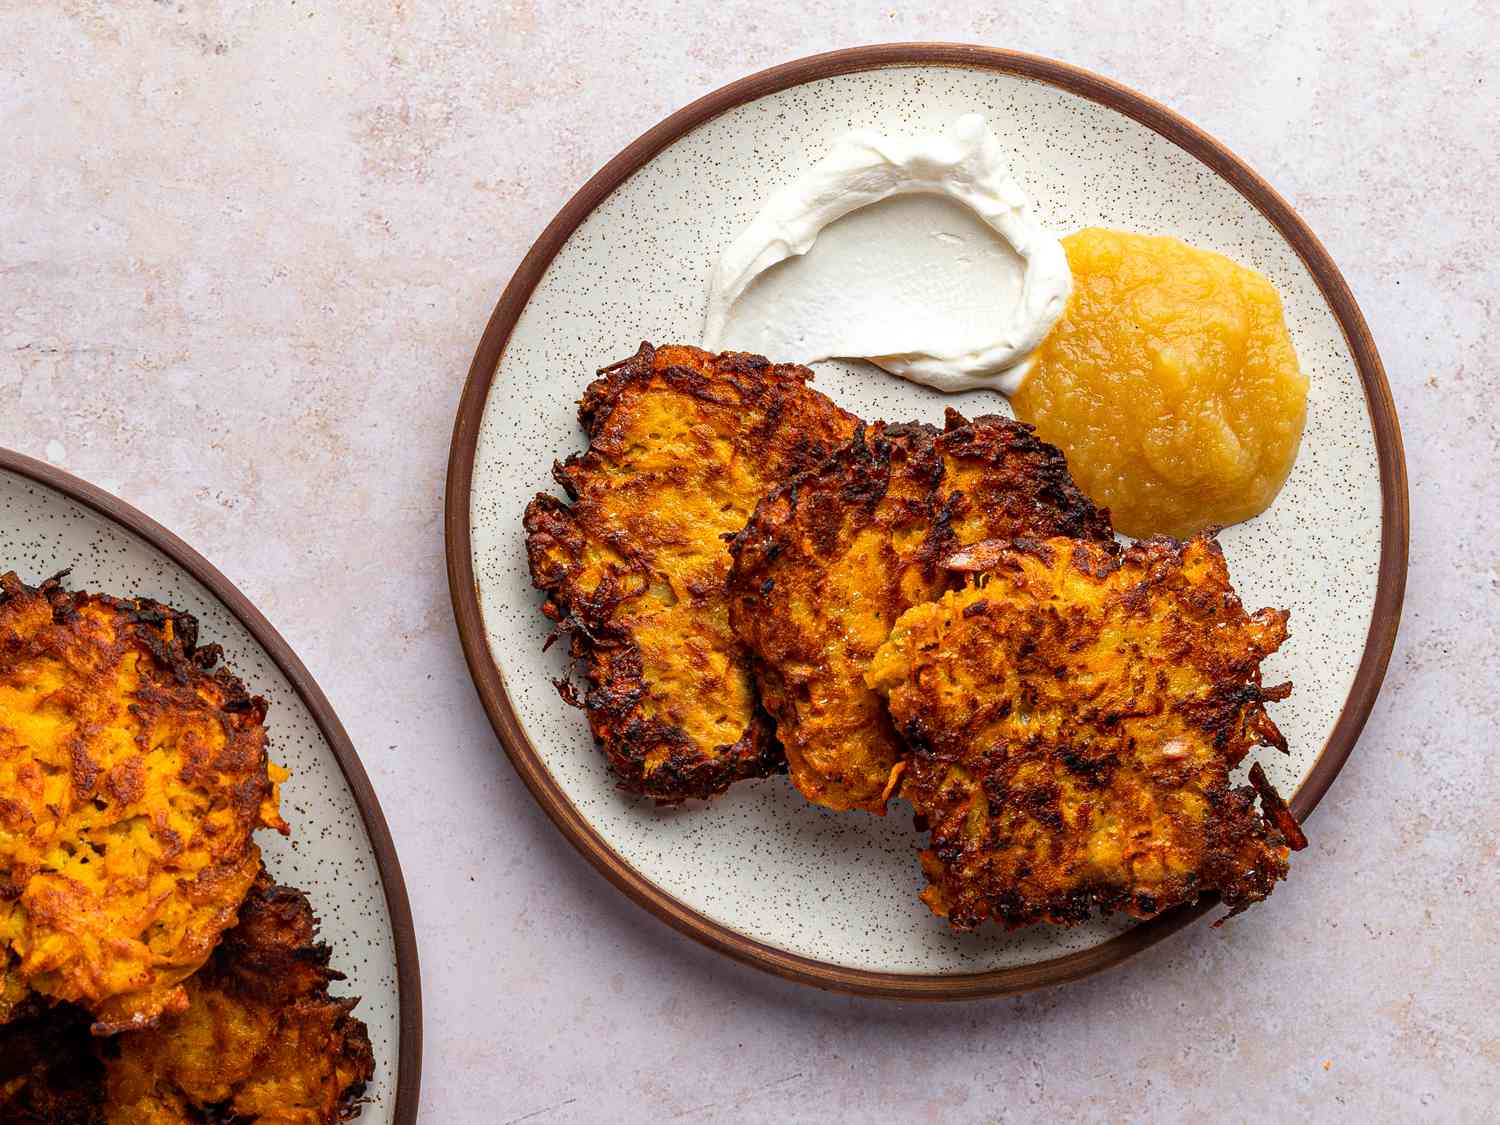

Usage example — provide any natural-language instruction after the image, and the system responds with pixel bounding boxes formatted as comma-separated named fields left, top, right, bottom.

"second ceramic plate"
left=448, top=45, right=1406, bottom=996
left=2, top=448, right=421, bottom=1113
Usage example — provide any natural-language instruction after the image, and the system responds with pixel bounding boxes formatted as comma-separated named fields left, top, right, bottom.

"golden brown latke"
left=727, top=410, right=1114, bottom=814
left=865, top=534, right=1306, bottom=930
left=524, top=343, right=858, bottom=801
left=0, top=572, right=288, bottom=1032
left=104, top=866, right=374, bottom=1124
left=0, top=868, right=374, bottom=1125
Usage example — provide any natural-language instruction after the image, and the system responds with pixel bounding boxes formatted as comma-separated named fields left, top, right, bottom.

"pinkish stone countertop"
left=1, top=3, right=1495, bottom=1121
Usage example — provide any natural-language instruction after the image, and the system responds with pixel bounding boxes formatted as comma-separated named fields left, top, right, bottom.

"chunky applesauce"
left=1011, top=228, right=1308, bottom=538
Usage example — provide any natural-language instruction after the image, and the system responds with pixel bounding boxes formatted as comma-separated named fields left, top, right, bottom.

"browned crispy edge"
left=933, top=409, right=1117, bottom=545
left=0, top=569, right=268, bottom=722
left=188, top=867, right=376, bottom=1120
left=728, top=407, right=1117, bottom=633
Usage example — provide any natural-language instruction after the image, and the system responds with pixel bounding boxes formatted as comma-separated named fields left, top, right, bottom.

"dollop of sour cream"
left=702, top=114, right=1071, bottom=394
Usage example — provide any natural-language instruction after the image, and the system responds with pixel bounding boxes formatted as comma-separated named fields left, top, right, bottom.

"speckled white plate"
left=0, top=449, right=421, bottom=1114
left=448, top=46, right=1406, bottom=996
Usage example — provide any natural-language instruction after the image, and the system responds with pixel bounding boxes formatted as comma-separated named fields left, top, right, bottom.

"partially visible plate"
left=448, top=45, right=1407, bottom=997
left=0, top=447, right=421, bottom=1118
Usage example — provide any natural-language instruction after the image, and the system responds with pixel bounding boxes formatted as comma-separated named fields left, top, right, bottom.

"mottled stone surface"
left=1, top=3, right=1495, bottom=1122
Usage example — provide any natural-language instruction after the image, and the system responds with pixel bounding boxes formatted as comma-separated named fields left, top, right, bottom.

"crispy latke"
left=0, top=572, right=287, bottom=1032
left=0, top=867, right=374, bottom=1125
left=865, top=533, right=1306, bottom=930
left=727, top=410, right=1114, bottom=814
left=103, top=866, right=374, bottom=1124
left=524, top=343, right=858, bottom=801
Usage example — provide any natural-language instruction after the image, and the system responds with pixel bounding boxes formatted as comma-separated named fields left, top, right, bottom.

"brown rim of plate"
left=445, top=43, right=1409, bottom=1000
left=0, top=446, right=423, bottom=1117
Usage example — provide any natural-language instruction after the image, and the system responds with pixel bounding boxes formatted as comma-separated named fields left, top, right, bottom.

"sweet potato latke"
left=727, top=411, right=1114, bottom=814
left=103, top=866, right=374, bottom=1124
left=0, top=572, right=287, bottom=1032
left=0, top=867, right=374, bottom=1125
left=865, top=534, right=1306, bottom=930
left=524, top=343, right=858, bottom=801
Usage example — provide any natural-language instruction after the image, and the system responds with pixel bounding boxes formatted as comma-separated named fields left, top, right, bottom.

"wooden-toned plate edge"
left=0, top=446, right=424, bottom=1117
left=444, top=42, right=1409, bottom=1000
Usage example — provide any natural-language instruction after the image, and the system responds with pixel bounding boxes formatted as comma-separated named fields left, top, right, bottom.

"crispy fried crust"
left=0, top=870, right=374, bottom=1125
left=0, top=572, right=288, bottom=1032
left=104, top=868, right=374, bottom=1124
left=727, top=411, right=1114, bottom=813
left=865, top=534, right=1305, bottom=930
left=524, top=343, right=858, bottom=802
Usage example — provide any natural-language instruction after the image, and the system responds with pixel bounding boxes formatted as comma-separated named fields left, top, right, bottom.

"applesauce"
left=1011, top=228, right=1308, bottom=539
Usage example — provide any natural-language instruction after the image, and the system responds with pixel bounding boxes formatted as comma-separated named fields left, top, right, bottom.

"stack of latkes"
left=0, top=572, right=374, bottom=1124
left=525, top=344, right=1307, bottom=932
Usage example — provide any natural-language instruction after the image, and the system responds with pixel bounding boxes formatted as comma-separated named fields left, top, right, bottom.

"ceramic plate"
left=447, top=45, right=1406, bottom=996
left=1, top=448, right=421, bottom=1116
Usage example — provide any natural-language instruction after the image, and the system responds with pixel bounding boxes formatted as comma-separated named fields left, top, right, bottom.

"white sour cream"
left=701, top=114, right=1072, bottom=395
